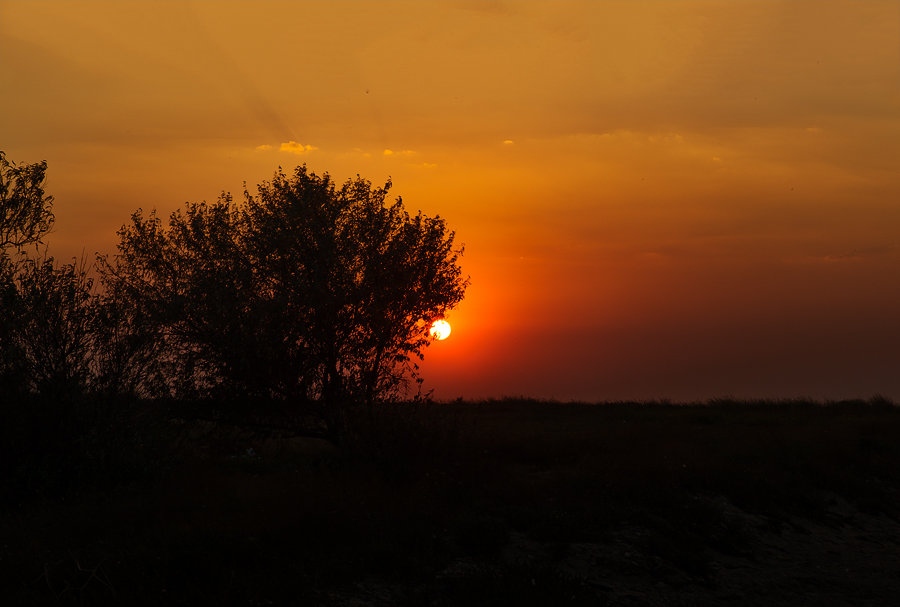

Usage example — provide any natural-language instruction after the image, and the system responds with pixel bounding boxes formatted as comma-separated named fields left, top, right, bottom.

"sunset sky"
left=2, top=0, right=899, bottom=402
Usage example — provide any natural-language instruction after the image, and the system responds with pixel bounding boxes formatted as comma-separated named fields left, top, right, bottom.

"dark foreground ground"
left=3, top=397, right=900, bottom=605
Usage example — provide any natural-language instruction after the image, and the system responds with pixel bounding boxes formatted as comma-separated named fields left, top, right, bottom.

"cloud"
left=383, top=149, right=417, bottom=157
left=503, top=139, right=515, bottom=145
left=280, top=141, right=318, bottom=154
left=255, top=144, right=273, bottom=151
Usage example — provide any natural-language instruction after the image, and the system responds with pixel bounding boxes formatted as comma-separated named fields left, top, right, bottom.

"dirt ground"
left=5, top=399, right=900, bottom=605
left=311, top=494, right=900, bottom=606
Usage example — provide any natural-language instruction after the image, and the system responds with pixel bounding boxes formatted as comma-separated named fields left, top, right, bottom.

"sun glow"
left=430, top=319, right=451, bottom=341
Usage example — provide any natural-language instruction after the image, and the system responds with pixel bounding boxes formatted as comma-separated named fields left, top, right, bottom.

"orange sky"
left=2, top=1, right=899, bottom=401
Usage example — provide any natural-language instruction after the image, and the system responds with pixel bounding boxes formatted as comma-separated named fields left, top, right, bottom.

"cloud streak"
left=280, top=141, right=318, bottom=154
left=383, top=149, right=417, bottom=157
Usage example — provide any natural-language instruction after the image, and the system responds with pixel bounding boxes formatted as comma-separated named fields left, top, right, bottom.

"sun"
left=429, top=319, right=451, bottom=340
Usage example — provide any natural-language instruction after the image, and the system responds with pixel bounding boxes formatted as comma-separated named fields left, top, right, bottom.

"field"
left=3, top=397, right=900, bottom=605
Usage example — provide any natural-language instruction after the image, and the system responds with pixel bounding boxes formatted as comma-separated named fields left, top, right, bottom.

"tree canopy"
left=0, top=151, right=54, bottom=253
left=1, top=152, right=59, bottom=393
left=1, top=154, right=467, bottom=440
left=100, top=165, right=468, bottom=417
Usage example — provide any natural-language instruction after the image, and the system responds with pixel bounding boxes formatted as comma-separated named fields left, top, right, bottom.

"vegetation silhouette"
left=0, top=151, right=54, bottom=252
left=4, top=151, right=900, bottom=605
left=2, top=152, right=162, bottom=504
left=3, top=152, right=467, bottom=444
left=8, top=256, right=96, bottom=396
left=1, top=151, right=59, bottom=395
left=98, top=164, right=468, bottom=438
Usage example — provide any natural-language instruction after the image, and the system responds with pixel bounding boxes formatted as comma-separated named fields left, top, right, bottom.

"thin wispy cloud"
left=280, top=141, right=318, bottom=154
left=383, top=149, right=417, bottom=157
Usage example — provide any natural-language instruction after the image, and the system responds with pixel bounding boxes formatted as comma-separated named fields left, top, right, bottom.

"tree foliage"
left=100, top=165, right=468, bottom=417
left=10, top=257, right=96, bottom=396
left=1, top=152, right=57, bottom=392
left=0, top=153, right=467, bottom=443
left=0, top=151, right=54, bottom=252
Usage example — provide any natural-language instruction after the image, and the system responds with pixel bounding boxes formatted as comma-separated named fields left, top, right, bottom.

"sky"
left=2, top=0, right=899, bottom=402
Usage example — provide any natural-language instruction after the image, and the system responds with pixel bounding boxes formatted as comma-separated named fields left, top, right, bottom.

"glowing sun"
left=430, top=319, right=451, bottom=340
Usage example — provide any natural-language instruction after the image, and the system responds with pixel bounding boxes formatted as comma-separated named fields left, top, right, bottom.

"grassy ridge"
left=3, top=397, right=900, bottom=605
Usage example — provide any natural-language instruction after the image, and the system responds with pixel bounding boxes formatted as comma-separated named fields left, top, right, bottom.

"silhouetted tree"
left=89, top=282, right=169, bottom=398
left=98, top=197, right=286, bottom=400
left=1, top=153, right=106, bottom=398
left=244, top=168, right=468, bottom=406
left=11, top=257, right=96, bottom=396
left=0, top=154, right=158, bottom=502
left=0, top=151, right=54, bottom=253
left=0, top=255, right=26, bottom=393
left=101, top=165, right=467, bottom=432
left=1, top=152, right=56, bottom=393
